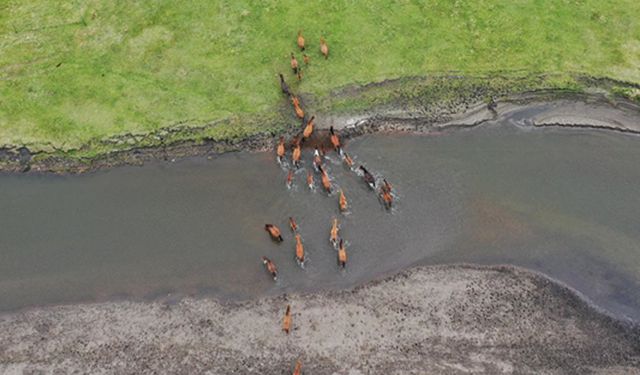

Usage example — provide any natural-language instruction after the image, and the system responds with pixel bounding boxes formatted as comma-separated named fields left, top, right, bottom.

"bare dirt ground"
left=1, top=264, right=638, bottom=374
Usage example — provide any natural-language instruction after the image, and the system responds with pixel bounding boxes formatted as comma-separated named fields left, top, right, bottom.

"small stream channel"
left=1, top=105, right=639, bottom=322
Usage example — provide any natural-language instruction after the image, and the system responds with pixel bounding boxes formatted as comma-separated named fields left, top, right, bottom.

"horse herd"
left=257, top=31, right=396, bottom=374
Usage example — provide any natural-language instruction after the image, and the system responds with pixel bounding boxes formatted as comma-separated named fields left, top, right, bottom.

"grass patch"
left=1, top=1, right=640, bottom=153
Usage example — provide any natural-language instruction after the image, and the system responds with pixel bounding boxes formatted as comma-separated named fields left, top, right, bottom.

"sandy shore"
left=1, top=264, right=638, bottom=374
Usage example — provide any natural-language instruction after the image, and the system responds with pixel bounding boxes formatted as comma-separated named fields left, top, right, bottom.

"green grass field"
left=1, top=0, right=639, bottom=153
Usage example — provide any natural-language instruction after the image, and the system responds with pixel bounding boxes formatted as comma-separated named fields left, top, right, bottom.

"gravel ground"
left=1, top=264, right=639, bottom=374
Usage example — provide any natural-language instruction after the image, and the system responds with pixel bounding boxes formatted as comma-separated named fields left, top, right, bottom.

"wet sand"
left=1, top=264, right=639, bottom=374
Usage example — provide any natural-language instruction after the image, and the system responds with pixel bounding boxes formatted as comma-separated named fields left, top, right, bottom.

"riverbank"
left=4, top=1, right=640, bottom=162
left=1, top=264, right=638, bottom=374
left=1, top=74, right=639, bottom=174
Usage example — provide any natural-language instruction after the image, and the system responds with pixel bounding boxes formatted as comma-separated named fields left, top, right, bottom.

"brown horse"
left=293, top=360, right=302, bottom=375
left=282, top=304, right=292, bottom=334
left=319, top=166, right=331, bottom=193
left=330, top=126, right=341, bottom=152
left=265, top=224, right=283, bottom=242
left=381, top=189, right=393, bottom=208
left=339, top=190, right=348, bottom=212
left=294, top=103, right=304, bottom=119
left=286, top=169, right=294, bottom=188
left=297, top=30, right=305, bottom=51
left=289, top=217, right=298, bottom=232
left=276, top=136, right=285, bottom=162
left=338, top=239, right=347, bottom=267
left=303, top=116, right=315, bottom=139
left=295, top=233, right=305, bottom=264
left=290, top=52, right=299, bottom=74
left=292, top=141, right=301, bottom=168
left=330, top=218, right=339, bottom=248
left=343, top=153, right=354, bottom=167
left=382, top=179, right=392, bottom=194
left=307, top=170, right=314, bottom=189
left=320, top=37, right=329, bottom=59
left=262, top=256, right=278, bottom=280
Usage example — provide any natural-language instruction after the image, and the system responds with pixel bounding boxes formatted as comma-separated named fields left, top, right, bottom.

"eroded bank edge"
left=1, top=73, right=638, bottom=174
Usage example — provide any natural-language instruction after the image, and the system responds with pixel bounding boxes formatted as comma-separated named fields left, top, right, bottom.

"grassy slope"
left=1, top=0, right=639, bottom=153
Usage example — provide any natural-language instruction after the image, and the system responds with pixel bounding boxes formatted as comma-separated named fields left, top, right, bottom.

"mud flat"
left=319, top=93, right=640, bottom=139
left=1, top=264, right=638, bottom=374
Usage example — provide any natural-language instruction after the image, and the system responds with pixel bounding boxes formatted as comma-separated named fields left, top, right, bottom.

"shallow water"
left=1, top=111, right=640, bottom=321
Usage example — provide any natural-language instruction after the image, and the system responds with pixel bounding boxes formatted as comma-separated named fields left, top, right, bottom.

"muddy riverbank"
left=1, top=264, right=638, bottom=374
left=1, top=75, right=638, bottom=174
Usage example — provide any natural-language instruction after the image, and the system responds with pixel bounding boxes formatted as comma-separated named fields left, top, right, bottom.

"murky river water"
left=1, top=112, right=639, bottom=321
